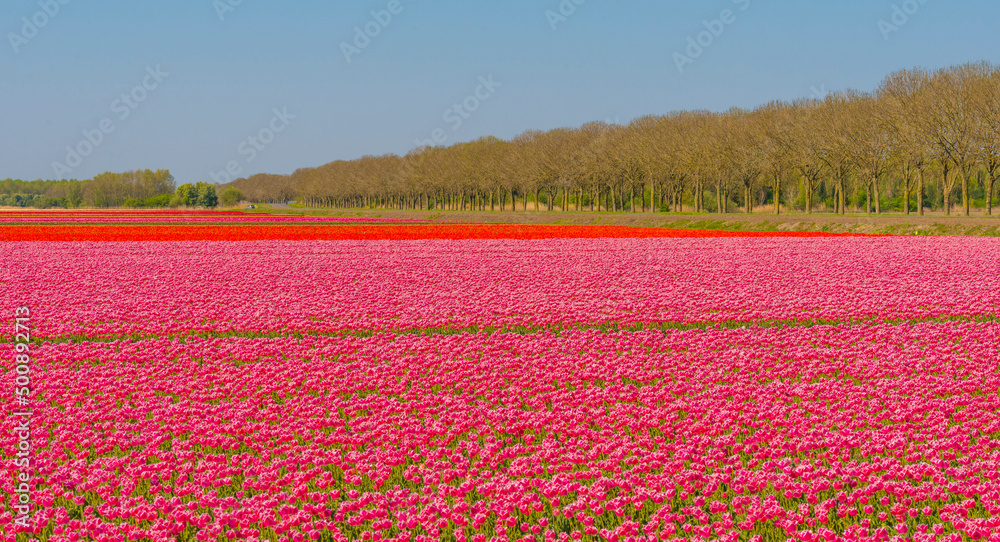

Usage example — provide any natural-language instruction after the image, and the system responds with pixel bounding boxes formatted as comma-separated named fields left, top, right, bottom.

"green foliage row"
left=174, top=182, right=219, bottom=208
left=0, top=170, right=177, bottom=209
left=0, top=171, right=248, bottom=209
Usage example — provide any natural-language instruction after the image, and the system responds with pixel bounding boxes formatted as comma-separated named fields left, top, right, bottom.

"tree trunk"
left=943, top=162, right=951, bottom=216
left=836, top=176, right=846, bottom=216
left=773, top=177, right=780, bottom=215
left=874, top=178, right=881, bottom=214
left=987, top=171, right=995, bottom=216
left=962, top=166, right=970, bottom=216
left=903, top=176, right=910, bottom=216
left=917, top=169, right=924, bottom=216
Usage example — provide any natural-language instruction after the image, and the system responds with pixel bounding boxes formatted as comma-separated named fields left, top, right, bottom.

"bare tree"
left=760, top=101, right=797, bottom=215
left=973, top=67, right=1000, bottom=215
left=922, top=63, right=989, bottom=216
left=720, top=108, right=764, bottom=214
left=878, top=68, right=932, bottom=215
left=846, top=91, right=892, bottom=214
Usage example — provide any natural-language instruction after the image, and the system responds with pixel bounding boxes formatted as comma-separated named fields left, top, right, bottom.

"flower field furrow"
left=2, top=323, right=1000, bottom=542
left=3, top=238, right=1000, bottom=341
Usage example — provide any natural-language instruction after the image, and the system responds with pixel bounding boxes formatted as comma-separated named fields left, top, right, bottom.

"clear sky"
left=3, top=0, right=998, bottom=183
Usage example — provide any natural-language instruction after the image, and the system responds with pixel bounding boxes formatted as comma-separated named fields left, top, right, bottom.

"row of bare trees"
left=226, top=62, right=1000, bottom=216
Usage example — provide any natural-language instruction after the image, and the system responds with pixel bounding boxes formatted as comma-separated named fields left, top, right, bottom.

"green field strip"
left=7, top=313, right=1000, bottom=347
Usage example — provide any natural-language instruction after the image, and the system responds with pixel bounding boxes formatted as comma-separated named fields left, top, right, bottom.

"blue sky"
left=2, top=0, right=998, bottom=183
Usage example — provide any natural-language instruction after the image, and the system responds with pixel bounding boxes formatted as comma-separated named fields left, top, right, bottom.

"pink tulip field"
left=3, top=230, right=1000, bottom=542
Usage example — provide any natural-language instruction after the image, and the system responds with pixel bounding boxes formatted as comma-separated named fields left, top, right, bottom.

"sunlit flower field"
left=2, top=213, right=999, bottom=542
